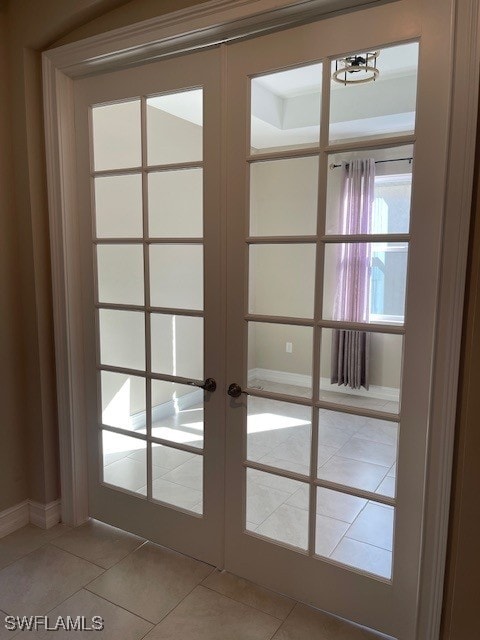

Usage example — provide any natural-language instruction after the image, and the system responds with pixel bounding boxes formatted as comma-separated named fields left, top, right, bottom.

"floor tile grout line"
left=326, top=500, right=393, bottom=562
left=249, top=481, right=298, bottom=529
left=253, top=495, right=310, bottom=546
left=82, top=585, right=156, bottom=626
left=80, top=538, right=149, bottom=589
left=0, top=526, right=72, bottom=574
left=199, top=575, right=294, bottom=622
left=131, top=566, right=218, bottom=629
left=267, top=601, right=301, bottom=640
left=82, top=538, right=215, bottom=626
left=343, top=534, right=393, bottom=554
left=50, top=537, right=146, bottom=571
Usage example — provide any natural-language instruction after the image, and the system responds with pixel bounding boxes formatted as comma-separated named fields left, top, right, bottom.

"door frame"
left=42, top=1, right=480, bottom=638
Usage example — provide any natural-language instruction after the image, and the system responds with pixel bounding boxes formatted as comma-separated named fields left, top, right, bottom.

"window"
left=370, top=173, right=411, bottom=323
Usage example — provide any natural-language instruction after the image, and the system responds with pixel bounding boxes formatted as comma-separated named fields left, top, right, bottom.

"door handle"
left=227, top=382, right=244, bottom=398
left=187, top=378, right=217, bottom=393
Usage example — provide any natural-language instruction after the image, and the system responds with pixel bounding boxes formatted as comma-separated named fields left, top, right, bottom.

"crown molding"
left=44, top=0, right=391, bottom=77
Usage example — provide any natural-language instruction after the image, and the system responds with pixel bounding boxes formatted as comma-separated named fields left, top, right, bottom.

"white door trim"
left=42, top=1, right=480, bottom=638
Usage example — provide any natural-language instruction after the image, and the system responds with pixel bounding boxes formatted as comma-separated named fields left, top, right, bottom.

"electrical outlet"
left=286, top=342, right=293, bottom=353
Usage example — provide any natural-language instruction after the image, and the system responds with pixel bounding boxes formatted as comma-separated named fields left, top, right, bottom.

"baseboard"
left=248, top=368, right=311, bottom=389
left=0, top=501, right=29, bottom=538
left=0, top=499, right=62, bottom=538
left=130, top=388, right=203, bottom=430
left=248, top=368, right=399, bottom=402
left=319, top=377, right=399, bottom=402
left=28, top=499, right=62, bottom=530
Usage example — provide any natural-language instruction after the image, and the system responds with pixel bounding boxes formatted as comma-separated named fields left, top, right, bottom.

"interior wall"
left=0, top=3, right=28, bottom=512
left=0, top=0, right=207, bottom=513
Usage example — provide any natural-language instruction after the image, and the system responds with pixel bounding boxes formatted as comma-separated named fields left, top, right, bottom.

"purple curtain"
left=331, top=158, right=375, bottom=390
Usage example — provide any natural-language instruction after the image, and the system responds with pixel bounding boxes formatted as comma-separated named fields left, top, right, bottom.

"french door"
left=73, top=1, right=453, bottom=637
left=74, top=48, right=225, bottom=565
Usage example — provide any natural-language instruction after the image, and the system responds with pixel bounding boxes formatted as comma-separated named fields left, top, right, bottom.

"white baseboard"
left=130, top=388, right=203, bottom=430
left=319, top=377, right=399, bottom=402
left=0, top=499, right=62, bottom=538
left=0, top=501, right=29, bottom=538
left=248, top=368, right=399, bottom=402
left=28, top=499, right=62, bottom=530
left=249, top=368, right=311, bottom=389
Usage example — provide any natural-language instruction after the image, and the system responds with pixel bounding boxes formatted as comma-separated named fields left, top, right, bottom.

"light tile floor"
left=101, top=383, right=397, bottom=578
left=0, top=520, right=391, bottom=639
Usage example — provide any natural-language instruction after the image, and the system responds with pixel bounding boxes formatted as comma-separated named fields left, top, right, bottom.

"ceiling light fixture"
left=332, top=51, right=380, bottom=86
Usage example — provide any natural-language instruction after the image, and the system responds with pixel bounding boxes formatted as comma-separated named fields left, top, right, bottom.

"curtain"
left=331, top=158, right=375, bottom=390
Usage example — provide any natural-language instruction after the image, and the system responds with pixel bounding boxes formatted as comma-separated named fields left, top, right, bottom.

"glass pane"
left=250, top=157, right=318, bottom=236
left=99, top=309, right=145, bottom=371
left=317, top=409, right=398, bottom=496
left=101, top=371, right=146, bottom=432
left=323, top=243, right=408, bottom=324
left=249, top=244, right=315, bottom=318
left=151, top=380, right=204, bottom=449
left=92, top=101, right=141, bottom=171
left=246, top=468, right=308, bottom=550
left=147, top=89, right=203, bottom=165
left=247, top=397, right=311, bottom=475
left=94, top=174, right=143, bottom=238
left=251, top=63, right=322, bottom=154
left=148, top=168, right=203, bottom=238
left=150, top=245, right=203, bottom=310
left=102, top=430, right=146, bottom=494
left=151, top=314, right=203, bottom=380
left=248, top=322, right=313, bottom=398
left=329, top=42, right=419, bottom=144
left=97, top=244, right=144, bottom=306
left=152, top=446, right=203, bottom=514
left=328, top=495, right=394, bottom=579
left=319, top=328, right=402, bottom=414
left=325, top=146, right=413, bottom=235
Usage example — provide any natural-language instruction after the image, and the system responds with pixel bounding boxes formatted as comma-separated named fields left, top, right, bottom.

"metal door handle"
left=188, top=378, right=217, bottom=393
left=227, top=383, right=244, bottom=398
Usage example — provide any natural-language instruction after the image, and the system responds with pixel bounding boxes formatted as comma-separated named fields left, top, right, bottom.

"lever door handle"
left=187, top=378, right=217, bottom=393
left=227, top=383, right=244, bottom=398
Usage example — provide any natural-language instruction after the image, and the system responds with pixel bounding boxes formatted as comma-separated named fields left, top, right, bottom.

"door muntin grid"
left=90, top=90, right=207, bottom=516
left=243, top=41, right=418, bottom=580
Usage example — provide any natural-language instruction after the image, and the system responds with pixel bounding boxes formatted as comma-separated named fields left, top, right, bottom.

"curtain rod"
left=329, top=157, right=413, bottom=169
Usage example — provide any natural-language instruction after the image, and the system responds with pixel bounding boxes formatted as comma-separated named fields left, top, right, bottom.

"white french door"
left=72, top=1, right=454, bottom=637
left=74, top=48, right=225, bottom=566
left=224, top=3, right=452, bottom=639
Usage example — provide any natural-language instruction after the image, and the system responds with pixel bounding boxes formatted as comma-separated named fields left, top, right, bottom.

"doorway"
left=65, top=2, right=464, bottom=638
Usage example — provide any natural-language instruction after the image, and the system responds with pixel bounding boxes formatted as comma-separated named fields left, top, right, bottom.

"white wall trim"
left=0, top=500, right=62, bottom=538
left=0, top=501, right=30, bottom=538
left=248, top=367, right=399, bottom=401
left=45, top=0, right=387, bottom=77
left=319, top=378, right=399, bottom=402
left=416, top=1, right=480, bottom=638
left=130, top=389, right=204, bottom=430
left=41, top=1, right=480, bottom=638
left=248, top=367, right=312, bottom=389
left=28, top=500, right=62, bottom=530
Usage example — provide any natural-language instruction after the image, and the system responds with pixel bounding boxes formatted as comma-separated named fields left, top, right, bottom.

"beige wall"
left=0, top=0, right=207, bottom=512
left=0, top=4, right=28, bottom=511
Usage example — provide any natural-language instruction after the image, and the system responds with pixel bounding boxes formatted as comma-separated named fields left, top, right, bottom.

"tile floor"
left=0, top=520, right=391, bottom=639
left=101, top=383, right=397, bottom=578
